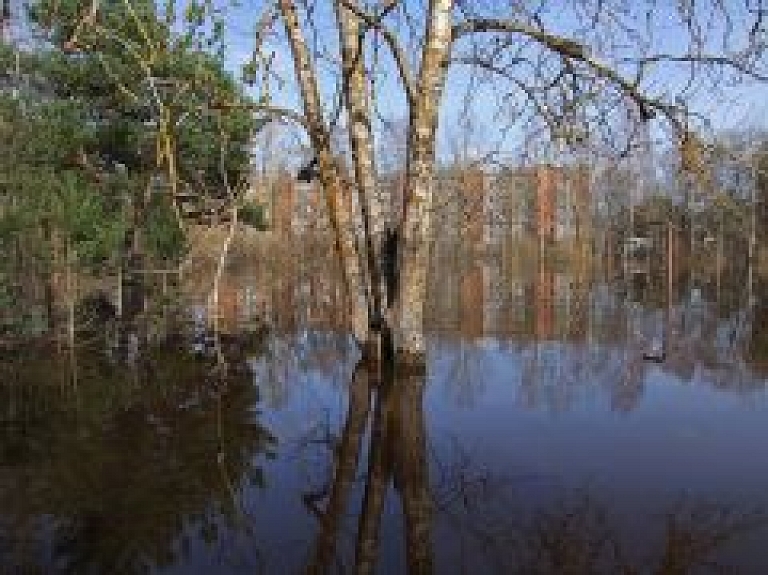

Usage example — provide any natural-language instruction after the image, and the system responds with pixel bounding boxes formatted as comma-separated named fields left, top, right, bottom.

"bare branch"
left=452, top=18, right=681, bottom=126
left=208, top=100, right=312, bottom=133
left=63, top=0, right=100, bottom=50
left=452, top=18, right=586, bottom=60
left=634, top=53, right=768, bottom=83
left=337, top=0, right=416, bottom=107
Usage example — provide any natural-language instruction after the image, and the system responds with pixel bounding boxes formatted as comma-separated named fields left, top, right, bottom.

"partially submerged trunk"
left=336, top=0, right=383, bottom=331
left=279, top=0, right=455, bottom=360
left=279, top=0, right=368, bottom=342
left=394, top=0, right=454, bottom=360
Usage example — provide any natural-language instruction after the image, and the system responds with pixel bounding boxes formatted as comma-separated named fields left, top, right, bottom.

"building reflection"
left=199, top=229, right=767, bottom=419
left=183, top=162, right=766, bottom=433
left=425, top=242, right=764, bottom=413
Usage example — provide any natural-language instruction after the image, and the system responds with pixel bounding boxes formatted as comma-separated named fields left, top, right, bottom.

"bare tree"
left=249, top=0, right=767, bottom=361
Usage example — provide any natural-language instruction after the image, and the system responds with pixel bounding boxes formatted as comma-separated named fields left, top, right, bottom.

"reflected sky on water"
left=3, top=251, right=768, bottom=574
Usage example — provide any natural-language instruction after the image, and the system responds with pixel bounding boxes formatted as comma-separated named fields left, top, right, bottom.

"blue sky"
left=213, top=0, right=768, bottom=165
left=5, top=0, right=765, bottom=155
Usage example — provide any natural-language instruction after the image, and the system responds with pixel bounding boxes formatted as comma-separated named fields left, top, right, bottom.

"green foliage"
left=1, top=0, right=261, bottom=336
left=1, top=0, right=257, bottom=274
left=0, top=268, right=49, bottom=336
left=239, top=201, right=267, bottom=230
left=55, top=173, right=126, bottom=266
left=25, top=0, right=255, bottom=190
left=144, top=194, right=187, bottom=260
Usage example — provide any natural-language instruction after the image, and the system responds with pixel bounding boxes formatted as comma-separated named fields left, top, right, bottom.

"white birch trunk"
left=396, top=0, right=454, bottom=359
left=279, top=0, right=368, bottom=342
left=336, top=0, right=383, bottom=332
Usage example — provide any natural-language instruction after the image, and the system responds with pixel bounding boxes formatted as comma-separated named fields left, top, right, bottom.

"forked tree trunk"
left=279, top=0, right=454, bottom=357
left=279, top=0, right=368, bottom=342
left=394, top=0, right=454, bottom=359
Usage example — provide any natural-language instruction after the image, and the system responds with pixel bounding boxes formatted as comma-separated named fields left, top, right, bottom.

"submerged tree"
left=6, top=0, right=767, bottom=356
left=237, top=0, right=768, bottom=360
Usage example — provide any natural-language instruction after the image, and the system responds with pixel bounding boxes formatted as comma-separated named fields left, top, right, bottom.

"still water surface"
left=2, top=258, right=768, bottom=574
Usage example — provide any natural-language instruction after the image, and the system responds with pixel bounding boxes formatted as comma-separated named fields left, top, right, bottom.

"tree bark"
left=40, top=217, right=56, bottom=332
left=278, top=0, right=368, bottom=342
left=335, top=0, right=384, bottom=331
left=395, top=0, right=455, bottom=359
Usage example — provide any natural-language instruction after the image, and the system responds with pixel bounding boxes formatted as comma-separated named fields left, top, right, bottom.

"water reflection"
left=295, top=330, right=768, bottom=574
left=426, top=257, right=766, bottom=414
left=3, top=245, right=768, bottom=573
left=434, top=489, right=767, bottom=574
left=0, top=345, right=275, bottom=573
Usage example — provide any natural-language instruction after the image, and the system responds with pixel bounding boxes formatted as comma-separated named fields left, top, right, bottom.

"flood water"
left=3, top=243, right=768, bottom=574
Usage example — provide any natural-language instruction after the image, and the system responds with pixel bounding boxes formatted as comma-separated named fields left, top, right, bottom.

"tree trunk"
left=279, top=0, right=368, bottom=342
left=41, top=218, right=56, bottom=332
left=394, top=0, right=455, bottom=360
left=336, top=0, right=383, bottom=330
left=1, top=0, right=10, bottom=44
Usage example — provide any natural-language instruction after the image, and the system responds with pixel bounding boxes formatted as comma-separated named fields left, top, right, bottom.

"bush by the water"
left=239, top=203, right=268, bottom=230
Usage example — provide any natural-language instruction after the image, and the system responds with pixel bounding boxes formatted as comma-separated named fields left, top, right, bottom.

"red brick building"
left=534, top=165, right=591, bottom=243
left=536, top=167, right=557, bottom=243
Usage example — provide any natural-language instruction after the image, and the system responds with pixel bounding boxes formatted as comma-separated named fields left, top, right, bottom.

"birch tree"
left=254, top=0, right=767, bottom=361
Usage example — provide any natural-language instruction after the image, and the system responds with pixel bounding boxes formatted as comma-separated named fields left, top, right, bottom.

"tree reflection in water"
left=301, top=331, right=767, bottom=574
left=0, top=341, right=275, bottom=574
left=432, top=440, right=765, bottom=574
left=2, top=264, right=768, bottom=573
left=305, top=328, right=432, bottom=575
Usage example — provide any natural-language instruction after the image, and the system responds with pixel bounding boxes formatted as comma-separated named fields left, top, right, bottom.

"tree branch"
left=452, top=18, right=679, bottom=124
left=634, top=53, right=768, bottom=83
left=208, top=100, right=312, bottom=133
left=452, top=18, right=586, bottom=59
left=337, top=0, right=416, bottom=107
